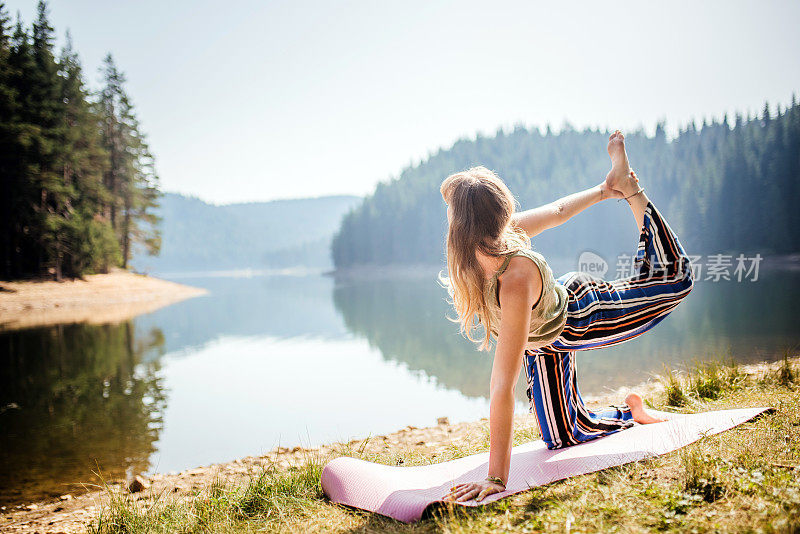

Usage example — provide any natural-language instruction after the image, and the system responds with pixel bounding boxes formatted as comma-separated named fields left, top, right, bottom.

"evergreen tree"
left=99, top=53, right=161, bottom=269
left=29, top=0, right=70, bottom=278
left=0, top=2, right=16, bottom=277
left=57, top=31, right=118, bottom=275
left=4, top=12, right=43, bottom=278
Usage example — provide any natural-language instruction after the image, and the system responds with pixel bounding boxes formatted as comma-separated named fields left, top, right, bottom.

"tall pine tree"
left=99, top=53, right=161, bottom=269
left=0, top=2, right=16, bottom=277
left=30, top=0, right=70, bottom=278
left=57, top=31, right=118, bottom=276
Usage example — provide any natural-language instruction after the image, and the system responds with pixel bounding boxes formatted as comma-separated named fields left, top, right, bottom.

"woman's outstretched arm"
left=511, top=178, right=628, bottom=237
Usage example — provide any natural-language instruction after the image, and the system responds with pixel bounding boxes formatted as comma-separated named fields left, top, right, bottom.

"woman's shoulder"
left=509, top=247, right=548, bottom=268
left=502, top=249, right=544, bottom=285
left=488, top=248, right=546, bottom=288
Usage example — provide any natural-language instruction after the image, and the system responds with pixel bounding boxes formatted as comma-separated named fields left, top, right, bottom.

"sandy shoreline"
left=0, top=271, right=207, bottom=331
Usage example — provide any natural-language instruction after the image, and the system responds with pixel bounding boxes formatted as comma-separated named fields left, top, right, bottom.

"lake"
left=2, top=263, right=799, bottom=505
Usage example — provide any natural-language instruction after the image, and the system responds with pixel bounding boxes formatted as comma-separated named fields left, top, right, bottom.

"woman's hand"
left=444, top=479, right=506, bottom=502
left=599, top=170, right=638, bottom=200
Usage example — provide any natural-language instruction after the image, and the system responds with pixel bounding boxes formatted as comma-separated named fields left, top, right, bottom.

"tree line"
left=332, top=99, right=800, bottom=269
left=0, top=1, right=160, bottom=280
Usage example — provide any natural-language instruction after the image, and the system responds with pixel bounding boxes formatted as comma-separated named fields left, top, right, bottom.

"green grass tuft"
left=661, top=366, right=688, bottom=407
left=776, top=350, right=797, bottom=388
left=688, top=358, right=747, bottom=400
left=680, top=448, right=726, bottom=502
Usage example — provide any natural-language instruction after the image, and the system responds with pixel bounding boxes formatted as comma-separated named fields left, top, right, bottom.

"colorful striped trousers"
left=524, top=201, right=694, bottom=449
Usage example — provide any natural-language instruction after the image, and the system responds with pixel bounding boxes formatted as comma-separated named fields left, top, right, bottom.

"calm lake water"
left=2, top=263, right=799, bottom=504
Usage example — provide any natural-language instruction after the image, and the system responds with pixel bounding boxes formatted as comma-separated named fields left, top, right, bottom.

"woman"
left=442, top=131, right=694, bottom=503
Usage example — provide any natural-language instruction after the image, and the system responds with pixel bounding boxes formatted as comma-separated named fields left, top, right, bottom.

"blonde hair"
left=438, top=166, right=530, bottom=351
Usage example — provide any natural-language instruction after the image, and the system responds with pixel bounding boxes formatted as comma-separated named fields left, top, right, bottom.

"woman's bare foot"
left=625, top=392, right=665, bottom=424
left=604, top=130, right=638, bottom=196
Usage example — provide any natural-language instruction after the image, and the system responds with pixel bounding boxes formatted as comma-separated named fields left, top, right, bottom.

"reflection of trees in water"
left=0, top=322, right=166, bottom=505
left=332, top=275, right=510, bottom=399
left=135, top=274, right=348, bottom=356
left=333, top=271, right=800, bottom=401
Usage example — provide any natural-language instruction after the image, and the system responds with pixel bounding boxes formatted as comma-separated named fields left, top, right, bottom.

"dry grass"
left=87, top=357, right=800, bottom=533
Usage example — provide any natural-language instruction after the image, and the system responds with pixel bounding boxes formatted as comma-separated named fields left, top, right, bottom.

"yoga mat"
left=321, top=407, right=770, bottom=523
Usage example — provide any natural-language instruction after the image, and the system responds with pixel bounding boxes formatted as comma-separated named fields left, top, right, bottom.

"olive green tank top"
left=485, top=248, right=569, bottom=350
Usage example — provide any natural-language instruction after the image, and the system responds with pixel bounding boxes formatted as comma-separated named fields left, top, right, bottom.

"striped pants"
left=524, top=201, right=694, bottom=449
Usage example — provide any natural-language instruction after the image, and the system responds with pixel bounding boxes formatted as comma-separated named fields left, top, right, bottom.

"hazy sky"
left=6, top=0, right=800, bottom=204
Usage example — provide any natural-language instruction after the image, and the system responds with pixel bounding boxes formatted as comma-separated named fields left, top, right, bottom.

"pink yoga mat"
left=321, top=407, right=770, bottom=523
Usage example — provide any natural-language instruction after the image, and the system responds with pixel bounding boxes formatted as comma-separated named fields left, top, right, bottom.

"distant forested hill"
left=132, top=194, right=361, bottom=273
left=333, top=100, right=800, bottom=269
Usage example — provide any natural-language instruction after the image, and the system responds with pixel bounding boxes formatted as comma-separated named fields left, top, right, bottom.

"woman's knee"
left=675, top=257, right=695, bottom=294
left=684, top=268, right=695, bottom=294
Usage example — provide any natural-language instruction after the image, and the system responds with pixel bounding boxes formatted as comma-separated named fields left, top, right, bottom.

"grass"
left=88, top=355, right=800, bottom=533
left=662, top=366, right=689, bottom=407
left=661, top=357, right=751, bottom=407
left=775, top=350, right=797, bottom=388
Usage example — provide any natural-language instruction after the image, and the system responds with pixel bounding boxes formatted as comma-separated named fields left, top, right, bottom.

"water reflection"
left=332, top=274, right=500, bottom=399
left=332, top=269, right=800, bottom=397
left=134, top=274, right=348, bottom=355
left=149, top=335, right=489, bottom=475
left=0, top=323, right=166, bottom=505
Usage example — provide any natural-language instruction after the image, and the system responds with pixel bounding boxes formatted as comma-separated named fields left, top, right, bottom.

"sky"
left=6, top=0, right=800, bottom=204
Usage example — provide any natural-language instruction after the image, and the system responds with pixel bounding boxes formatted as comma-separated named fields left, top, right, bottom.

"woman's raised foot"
left=605, top=130, right=638, bottom=196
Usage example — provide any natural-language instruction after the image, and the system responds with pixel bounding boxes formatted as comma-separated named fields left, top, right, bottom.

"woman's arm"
left=445, top=257, right=540, bottom=502
left=487, top=261, right=539, bottom=482
left=511, top=180, right=625, bottom=237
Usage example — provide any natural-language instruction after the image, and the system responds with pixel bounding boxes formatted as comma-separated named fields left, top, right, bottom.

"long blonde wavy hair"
left=439, top=166, right=531, bottom=351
